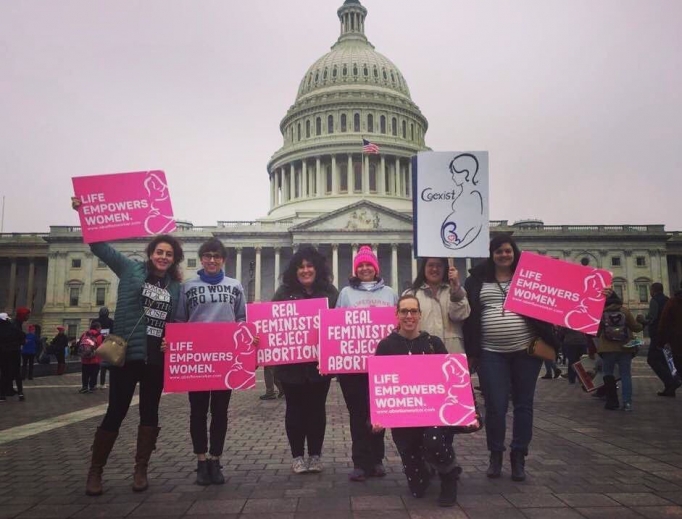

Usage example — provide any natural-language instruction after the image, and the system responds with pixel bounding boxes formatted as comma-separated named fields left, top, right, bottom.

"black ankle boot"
left=207, top=458, right=225, bottom=485
left=486, top=451, right=502, bottom=478
left=196, top=460, right=211, bottom=486
left=510, top=450, right=526, bottom=482
left=437, top=467, right=460, bottom=507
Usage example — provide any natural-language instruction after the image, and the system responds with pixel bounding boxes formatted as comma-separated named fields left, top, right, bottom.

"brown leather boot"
left=132, top=425, right=160, bottom=492
left=85, top=428, right=118, bottom=496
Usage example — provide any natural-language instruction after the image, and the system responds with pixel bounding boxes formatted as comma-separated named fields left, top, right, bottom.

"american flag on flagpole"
left=362, top=138, right=380, bottom=154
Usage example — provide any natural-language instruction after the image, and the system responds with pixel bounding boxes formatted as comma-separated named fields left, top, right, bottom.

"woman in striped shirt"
left=463, top=235, right=558, bottom=482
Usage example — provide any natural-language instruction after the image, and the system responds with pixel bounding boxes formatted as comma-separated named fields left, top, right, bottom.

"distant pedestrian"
left=658, top=282, right=682, bottom=380
left=638, top=283, right=679, bottom=396
left=94, top=307, right=114, bottom=390
left=598, top=292, right=643, bottom=411
left=173, top=238, right=247, bottom=486
left=78, top=322, right=103, bottom=393
left=49, top=326, right=69, bottom=375
left=337, top=245, right=398, bottom=482
left=0, top=312, right=26, bottom=402
left=273, top=246, right=338, bottom=474
left=11, top=308, right=31, bottom=395
left=21, top=324, right=38, bottom=380
left=558, top=327, right=589, bottom=384
left=541, top=358, right=562, bottom=379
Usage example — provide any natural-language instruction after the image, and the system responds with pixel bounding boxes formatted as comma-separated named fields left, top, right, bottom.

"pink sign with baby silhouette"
left=72, top=170, right=176, bottom=243
left=503, top=252, right=613, bottom=335
left=368, top=354, right=477, bottom=428
left=164, top=322, right=257, bottom=393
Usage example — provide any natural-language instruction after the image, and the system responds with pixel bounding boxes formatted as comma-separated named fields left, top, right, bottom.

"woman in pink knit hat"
left=336, top=245, right=398, bottom=481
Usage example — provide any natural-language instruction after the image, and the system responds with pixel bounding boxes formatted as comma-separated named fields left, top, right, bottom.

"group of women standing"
left=73, top=196, right=557, bottom=508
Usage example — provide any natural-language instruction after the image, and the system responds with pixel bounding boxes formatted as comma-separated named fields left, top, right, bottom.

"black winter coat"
left=272, top=282, right=338, bottom=384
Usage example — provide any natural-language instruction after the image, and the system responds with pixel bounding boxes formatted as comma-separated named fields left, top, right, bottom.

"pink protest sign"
left=247, top=298, right=328, bottom=366
left=318, top=307, right=396, bottom=374
left=368, top=354, right=477, bottom=428
left=503, top=252, right=613, bottom=335
left=72, top=170, right=176, bottom=243
left=164, top=322, right=257, bottom=393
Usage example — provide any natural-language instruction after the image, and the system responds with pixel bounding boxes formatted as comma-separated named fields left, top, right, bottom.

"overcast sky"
left=2, top=0, right=681, bottom=233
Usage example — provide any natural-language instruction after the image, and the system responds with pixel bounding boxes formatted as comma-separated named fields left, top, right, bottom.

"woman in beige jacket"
left=403, top=258, right=470, bottom=353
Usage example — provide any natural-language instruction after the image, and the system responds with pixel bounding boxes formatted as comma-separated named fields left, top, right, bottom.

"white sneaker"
left=307, top=455, right=322, bottom=473
left=292, top=456, right=308, bottom=474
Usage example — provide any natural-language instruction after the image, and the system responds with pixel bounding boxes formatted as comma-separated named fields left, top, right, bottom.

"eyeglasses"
left=398, top=308, right=420, bottom=316
left=201, top=253, right=223, bottom=261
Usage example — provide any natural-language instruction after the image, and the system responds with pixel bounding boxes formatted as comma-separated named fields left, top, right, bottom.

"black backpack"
left=601, top=310, right=629, bottom=342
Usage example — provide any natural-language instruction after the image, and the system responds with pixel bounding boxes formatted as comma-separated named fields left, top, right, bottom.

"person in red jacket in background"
left=78, top=322, right=103, bottom=393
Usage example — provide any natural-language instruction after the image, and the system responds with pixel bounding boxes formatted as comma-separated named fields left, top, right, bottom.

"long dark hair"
left=410, top=257, right=448, bottom=290
left=145, top=234, right=184, bottom=282
left=281, top=246, right=333, bottom=293
left=478, top=234, right=521, bottom=282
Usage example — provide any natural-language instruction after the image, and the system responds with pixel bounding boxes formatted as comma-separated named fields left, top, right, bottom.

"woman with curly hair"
left=273, top=246, right=338, bottom=474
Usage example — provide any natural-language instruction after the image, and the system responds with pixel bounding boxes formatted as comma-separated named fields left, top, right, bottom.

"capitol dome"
left=265, top=0, right=429, bottom=221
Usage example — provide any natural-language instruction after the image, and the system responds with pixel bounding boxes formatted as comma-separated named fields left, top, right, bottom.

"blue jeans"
left=601, top=352, right=632, bottom=405
left=478, top=349, right=542, bottom=455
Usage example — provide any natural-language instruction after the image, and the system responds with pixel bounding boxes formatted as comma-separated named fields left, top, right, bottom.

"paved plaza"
left=1, top=357, right=682, bottom=519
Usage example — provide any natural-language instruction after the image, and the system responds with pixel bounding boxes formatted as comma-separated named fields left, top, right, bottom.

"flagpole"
left=1, top=196, right=5, bottom=233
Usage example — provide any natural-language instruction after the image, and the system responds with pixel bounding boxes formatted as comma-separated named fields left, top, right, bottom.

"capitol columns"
left=363, top=153, right=369, bottom=195
left=394, top=157, right=400, bottom=196
left=346, top=155, right=353, bottom=194
left=379, top=155, right=386, bottom=195
left=274, top=247, right=281, bottom=293
left=269, top=171, right=275, bottom=207
left=302, top=160, right=308, bottom=197
left=408, top=159, right=413, bottom=196
left=331, top=155, right=338, bottom=195
left=7, top=257, right=17, bottom=312
left=27, top=257, right=35, bottom=311
left=623, top=250, right=633, bottom=302
left=391, top=243, right=398, bottom=291
left=316, top=157, right=323, bottom=197
left=255, top=247, right=262, bottom=302
left=289, top=164, right=295, bottom=199
left=235, top=247, right=243, bottom=284
left=332, top=244, right=339, bottom=287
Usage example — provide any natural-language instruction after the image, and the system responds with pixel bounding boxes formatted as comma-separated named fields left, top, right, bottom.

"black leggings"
left=281, top=379, right=331, bottom=458
left=21, top=354, right=35, bottom=380
left=189, top=390, right=232, bottom=457
left=392, top=427, right=457, bottom=497
left=338, top=373, right=385, bottom=472
left=100, top=361, right=164, bottom=432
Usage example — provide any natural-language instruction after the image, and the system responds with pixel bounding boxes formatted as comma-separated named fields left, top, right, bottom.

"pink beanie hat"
left=354, top=246, right=380, bottom=276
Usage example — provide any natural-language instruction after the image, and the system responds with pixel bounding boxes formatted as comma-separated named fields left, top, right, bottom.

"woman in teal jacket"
left=74, top=197, right=184, bottom=496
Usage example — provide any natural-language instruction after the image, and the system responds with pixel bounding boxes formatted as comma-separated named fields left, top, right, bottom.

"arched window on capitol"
left=354, top=113, right=360, bottom=132
left=328, top=115, right=334, bottom=134
left=341, top=114, right=347, bottom=132
left=367, top=114, right=374, bottom=133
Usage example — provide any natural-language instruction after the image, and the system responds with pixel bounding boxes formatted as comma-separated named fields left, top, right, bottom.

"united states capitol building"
left=2, top=0, right=681, bottom=338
